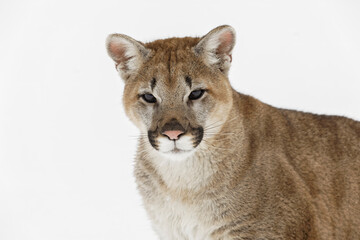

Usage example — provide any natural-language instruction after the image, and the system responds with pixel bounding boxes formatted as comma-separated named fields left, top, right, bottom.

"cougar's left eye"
left=141, top=93, right=157, bottom=103
left=189, top=90, right=205, bottom=100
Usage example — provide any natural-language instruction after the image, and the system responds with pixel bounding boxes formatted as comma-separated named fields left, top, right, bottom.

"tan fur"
left=106, top=26, right=360, bottom=239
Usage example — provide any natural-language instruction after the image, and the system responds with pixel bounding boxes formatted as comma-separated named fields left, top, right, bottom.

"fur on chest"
left=135, top=148, right=222, bottom=240
left=144, top=189, right=218, bottom=240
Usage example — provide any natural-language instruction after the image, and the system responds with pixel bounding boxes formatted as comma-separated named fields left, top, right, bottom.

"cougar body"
left=106, top=26, right=360, bottom=239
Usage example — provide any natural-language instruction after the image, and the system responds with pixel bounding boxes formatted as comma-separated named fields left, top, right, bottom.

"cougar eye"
left=141, top=93, right=157, bottom=103
left=189, top=90, right=205, bottom=100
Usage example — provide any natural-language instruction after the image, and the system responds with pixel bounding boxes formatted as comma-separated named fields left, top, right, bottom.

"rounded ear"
left=194, top=25, right=236, bottom=75
left=106, top=34, right=150, bottom=80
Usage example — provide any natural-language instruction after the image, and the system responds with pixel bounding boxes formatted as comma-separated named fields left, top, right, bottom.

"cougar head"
left=106, top=25, right=235, bottom=160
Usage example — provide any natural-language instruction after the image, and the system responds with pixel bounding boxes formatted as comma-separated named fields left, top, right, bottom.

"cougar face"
left=107, top=28, right=235, bottom=160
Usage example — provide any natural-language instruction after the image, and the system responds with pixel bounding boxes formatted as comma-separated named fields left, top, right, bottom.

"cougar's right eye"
left=141, top=93, right=157, bottom=103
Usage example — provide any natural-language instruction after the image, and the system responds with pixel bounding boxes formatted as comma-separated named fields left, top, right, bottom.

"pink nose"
left=162, top=130, right=184, bottom=140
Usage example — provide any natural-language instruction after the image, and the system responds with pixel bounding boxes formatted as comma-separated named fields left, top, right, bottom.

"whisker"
left=204, top=119, right=223, bottom=128
left=204, top=116, right=241, bottom=133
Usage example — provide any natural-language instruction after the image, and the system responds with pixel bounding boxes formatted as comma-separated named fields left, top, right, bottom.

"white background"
left=0, top=0, right=359, bottom=239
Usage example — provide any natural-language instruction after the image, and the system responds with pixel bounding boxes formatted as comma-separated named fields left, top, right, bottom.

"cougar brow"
left=150, top=77, right=157, bottom=91
left=185, top=76, right=192, bottom=88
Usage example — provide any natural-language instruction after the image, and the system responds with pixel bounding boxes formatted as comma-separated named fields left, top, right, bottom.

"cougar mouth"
left=147, top=126, right=204, bottom=155
left=165, top=148, right=190, bottom=154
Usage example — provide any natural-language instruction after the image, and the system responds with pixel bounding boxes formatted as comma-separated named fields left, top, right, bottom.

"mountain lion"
left=106, top=25, right=360, bottom=239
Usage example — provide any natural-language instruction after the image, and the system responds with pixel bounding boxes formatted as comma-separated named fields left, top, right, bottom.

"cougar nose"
left=162, top=130, right=184, bottom=140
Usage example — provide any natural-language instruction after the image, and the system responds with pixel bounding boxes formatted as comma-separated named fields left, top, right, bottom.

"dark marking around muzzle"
left=148, top=130, right=159, bottom=150
left=147, top=118, right=204, bottom=151
left=191, top=127, right=204, bottom=148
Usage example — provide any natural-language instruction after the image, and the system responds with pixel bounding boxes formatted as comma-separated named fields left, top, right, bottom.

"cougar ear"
left=106, top=34, right=150, bottom=79
left=194, top=25, right=236, bottom=75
